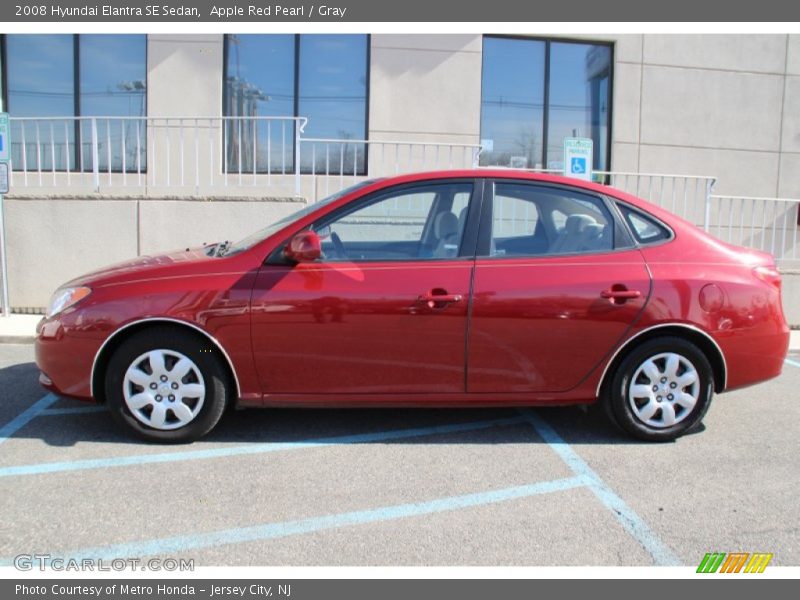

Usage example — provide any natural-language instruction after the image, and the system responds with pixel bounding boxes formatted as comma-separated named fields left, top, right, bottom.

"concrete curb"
left=0, top=335, right=36, bottom=344
left=0, top=315, right=42, bottom=345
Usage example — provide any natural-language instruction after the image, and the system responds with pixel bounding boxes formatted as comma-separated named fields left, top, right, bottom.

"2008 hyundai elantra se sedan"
left=35, top=170, right=790, bottom=442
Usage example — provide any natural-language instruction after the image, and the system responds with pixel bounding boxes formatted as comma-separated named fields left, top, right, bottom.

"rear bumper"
left=717, top=323, right=791, bottom=392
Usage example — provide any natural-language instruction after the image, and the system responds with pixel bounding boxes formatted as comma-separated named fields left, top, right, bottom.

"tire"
left=603, top=336, right=714, bottom=442
left=105, top=328, right=229, bottom=443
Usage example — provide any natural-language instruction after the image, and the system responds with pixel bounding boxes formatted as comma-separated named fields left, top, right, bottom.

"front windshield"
left=223, top=180, right=379, bottom=256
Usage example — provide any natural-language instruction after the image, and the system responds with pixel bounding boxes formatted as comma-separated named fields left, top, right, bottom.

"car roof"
left=369, top=169, right=617, bottom=195
left=363, top=169, right=648, bottom=206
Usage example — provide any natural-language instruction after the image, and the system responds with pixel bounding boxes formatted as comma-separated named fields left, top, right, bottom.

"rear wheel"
left=105, top=328, right=229, bottom=443
left=604, top=336, right=714, bottom=441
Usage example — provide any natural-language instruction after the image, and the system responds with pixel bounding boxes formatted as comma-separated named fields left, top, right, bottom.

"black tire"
left=105, top=328, right=230, bottom=443
left=603, top=336, right=714, bottom=442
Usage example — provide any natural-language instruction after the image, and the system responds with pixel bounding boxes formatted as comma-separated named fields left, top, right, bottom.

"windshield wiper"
left=214, top=240, right=232, bottom=257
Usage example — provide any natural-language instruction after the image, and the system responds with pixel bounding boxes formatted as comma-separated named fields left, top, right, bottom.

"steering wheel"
left=330, top=231, right=348, bottom=260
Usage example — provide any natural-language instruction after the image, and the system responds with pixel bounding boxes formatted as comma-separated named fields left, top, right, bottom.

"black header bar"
left=2, top=0, right=800, bottom=22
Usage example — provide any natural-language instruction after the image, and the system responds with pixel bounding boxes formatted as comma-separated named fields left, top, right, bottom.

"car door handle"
left=419, top=293, right=463, bottom=304
left=600, top=288, right=642, bottom=300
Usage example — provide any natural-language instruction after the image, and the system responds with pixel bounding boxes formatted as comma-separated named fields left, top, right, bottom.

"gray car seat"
left=433, top=211, right=460, bottom=258
left=550, top=214, right=596, bottom=254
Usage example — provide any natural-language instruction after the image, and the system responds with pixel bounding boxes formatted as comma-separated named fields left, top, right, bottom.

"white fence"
left=706, top=195, right=800, bottom=268
left=7, top=116, right=310, bottom=195
left=6, top=117, right=484, bottom=198
left=3, top=116, right=800, bottom=269
left=300, top=137, right=483, bottom=199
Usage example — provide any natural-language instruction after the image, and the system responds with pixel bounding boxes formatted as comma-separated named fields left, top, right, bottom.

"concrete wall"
left=5, top=197, right=305, bottom=308
left=148, top=34, right=223, bottom=117
left=609, top=34, right=798, bottom=198
left=368, top=35, right=482, bottom=146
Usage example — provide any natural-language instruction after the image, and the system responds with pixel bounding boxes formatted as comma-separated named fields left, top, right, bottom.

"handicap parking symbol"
left=570, top=157, right=586, bottom=174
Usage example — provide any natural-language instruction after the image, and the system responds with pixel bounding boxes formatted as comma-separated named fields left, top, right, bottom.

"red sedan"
left=35, top=170, right=790, bottom=442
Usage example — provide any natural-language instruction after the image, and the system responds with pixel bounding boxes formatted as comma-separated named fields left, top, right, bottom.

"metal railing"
left=8, top=116, right=309, bottom=195
left=499, top=168, right=717, bottom=224
left=706, top=195, right=800, bottom=268
left=7, top=117, right=484, bottom=199
left=593, top=175, right=800, bottom=267
left=483, top=168, right=800, bottom=267
left=2, top=115, right=799, bottom=285
left=300, top=138, right=482, bottom=200
left=600, top=171, right=717, bottom=227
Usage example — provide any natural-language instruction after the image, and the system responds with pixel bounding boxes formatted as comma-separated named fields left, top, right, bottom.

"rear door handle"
left=600, top=288, right=642, bottom=302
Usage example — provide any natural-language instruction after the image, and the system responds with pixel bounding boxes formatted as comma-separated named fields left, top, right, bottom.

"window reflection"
left=480, top=37, right=612, bottom=172
left=6, top=34, right=76, bottom=171
left=547, top=42, right=611, bottom=171
left=479, top=37, right=546, bottom=169
left=80, top=35, right=147, bottom=172
left=224, top=34, right=295, bottom=174
left=299, top=35, right=368, bottom=175
left=5, top=34, right=147, bottom=172
left=223, top=34, right=368, bottom=174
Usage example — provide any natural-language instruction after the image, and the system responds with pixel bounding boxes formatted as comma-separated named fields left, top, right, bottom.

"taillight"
left=753, top=265, right=782, bottom=290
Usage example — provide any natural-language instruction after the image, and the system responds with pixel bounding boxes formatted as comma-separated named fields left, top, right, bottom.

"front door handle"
left=418, top=290, right=463, bottom=309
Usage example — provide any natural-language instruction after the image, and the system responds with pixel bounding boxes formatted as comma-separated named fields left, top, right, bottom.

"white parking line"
left=0, top=415, right=527, bottom=478
left=518, top=408, right=682, bottom=566
left=38, top=405, right=107, bottom=416
left=0, top=476, right=585, bottom=564
left=0, top=393, right=58, bottom=446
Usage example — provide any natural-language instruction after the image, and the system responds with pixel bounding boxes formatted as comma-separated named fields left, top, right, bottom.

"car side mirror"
left=284, top=230, right=322, bottom=263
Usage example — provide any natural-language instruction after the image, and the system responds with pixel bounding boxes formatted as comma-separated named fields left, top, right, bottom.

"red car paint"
left=35, top=170, right=790, bottom=409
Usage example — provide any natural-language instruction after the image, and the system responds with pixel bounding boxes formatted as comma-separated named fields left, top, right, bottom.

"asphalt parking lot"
left=1, top=342, right=798, bottom=567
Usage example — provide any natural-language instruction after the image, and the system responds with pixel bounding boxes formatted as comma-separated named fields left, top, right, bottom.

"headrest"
left=564, top=214, right=596, bottom=234
left=435, top=211, right=459, bottom=238
left=457, top=206, right=469, bottom=232
left=583, top=223, right=604, bottom=240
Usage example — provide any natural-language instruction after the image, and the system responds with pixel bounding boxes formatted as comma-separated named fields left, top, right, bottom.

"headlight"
left=47, top=287, right=92, bottom=318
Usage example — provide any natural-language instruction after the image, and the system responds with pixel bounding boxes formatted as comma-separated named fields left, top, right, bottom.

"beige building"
left=1, top=33, right=799, bottom=319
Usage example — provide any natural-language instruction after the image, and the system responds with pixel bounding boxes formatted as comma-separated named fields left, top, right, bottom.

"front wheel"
left=105, top=328, right=229, bottom=443
left=604, top=336, right=714, bottom=442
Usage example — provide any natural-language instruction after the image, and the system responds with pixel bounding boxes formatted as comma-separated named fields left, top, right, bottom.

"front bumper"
left=35, top=316, right=103, bottom=401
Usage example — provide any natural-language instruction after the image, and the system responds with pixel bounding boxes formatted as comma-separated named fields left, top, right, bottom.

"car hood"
left=62, top=245, right=217, bottom=288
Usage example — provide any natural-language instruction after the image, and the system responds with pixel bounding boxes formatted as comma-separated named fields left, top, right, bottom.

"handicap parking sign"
left=570, top=157, right=586, bottom=174
left=563, top=138, right=593, bottom=181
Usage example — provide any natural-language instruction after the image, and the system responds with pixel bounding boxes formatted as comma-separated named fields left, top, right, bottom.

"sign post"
left=563, top=137, right=593, bottom=182
left=0, top=112, right=11, bottom=317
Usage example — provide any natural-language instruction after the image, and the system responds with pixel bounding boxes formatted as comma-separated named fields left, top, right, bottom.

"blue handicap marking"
left=570, top=157, right=586, bottom=174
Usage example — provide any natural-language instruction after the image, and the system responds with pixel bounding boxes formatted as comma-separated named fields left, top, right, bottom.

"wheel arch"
left=596, top=323, right=727, bottom=398
left=91, top=317, right=242, bottom=404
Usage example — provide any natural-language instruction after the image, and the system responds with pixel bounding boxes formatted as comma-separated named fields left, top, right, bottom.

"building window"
left=480, top=36, right=612, bottom=172
left=78, top=35, right=148, bottom=172
left=2, top=34, right=147, bottom=172
left=223, top=34, right=369, bottom=175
